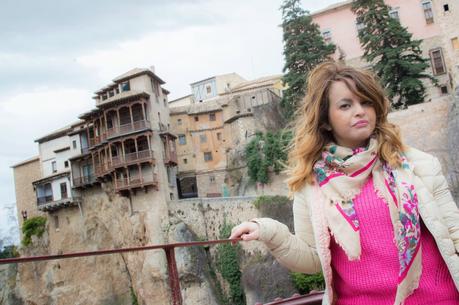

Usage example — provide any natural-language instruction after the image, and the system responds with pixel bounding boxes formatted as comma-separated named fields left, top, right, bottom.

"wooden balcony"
left=72, top=175, right=96, bottom=188
left=37, top=195, right=82, bottom=212
left=114, top=173, right=158, bottom=192
left=106, top=120, right=151, bottom=139
left=111, top=150, right=155, bottom=169
left=94, top=161, right=112, bottom=177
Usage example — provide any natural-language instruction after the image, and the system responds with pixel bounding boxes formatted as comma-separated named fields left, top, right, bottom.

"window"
left=217, top=132, right=222, bottom=141
left=200, top=134, right=207, bottom=143
left=209, top=113, right=216, bottom=121
left=183, top=158, right=188, bottom=164
left=206, top=85, right=212, bottom=94
left=102, top=94, right=107, bottom=100
left=72, top=140, right=77, bottom=149
left=120, top=81, right=130, bottom=92
left=178, top=134, right=186, bottom=145
left=422, top=1, right=434, bottom=24
left=52, top=161, right=57, bottom=173
left=440, top=85, right=448, bottom=95
left=108, top=91, right=114, bottom=97
left=209, top=175, right=216, bottom=183
left=177, top=118, right=182, bottom=125
left=64, top=161, right=69, bottom=168
left=54, top=215, right=59, bottom=230
left=194, top=116, right=199, bottom=122
left=60, top=182, right=68, bottom=199
left=389, top=9, right=399, bottom=20
left=443, top=4, right=449, bottom=12
left=322, top=30, right=332, bottom=44
left=452, top=37, right=459, bottom=51
left=204, top=152, right=213, bottom=162
left=430, top=48, right=446, bottom=75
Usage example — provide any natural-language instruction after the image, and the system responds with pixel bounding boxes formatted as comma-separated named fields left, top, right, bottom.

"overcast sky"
left=0, top=0, right=341, bottom=231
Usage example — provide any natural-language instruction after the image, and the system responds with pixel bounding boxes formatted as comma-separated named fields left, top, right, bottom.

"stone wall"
left=12, top=157, right=44, bottom=233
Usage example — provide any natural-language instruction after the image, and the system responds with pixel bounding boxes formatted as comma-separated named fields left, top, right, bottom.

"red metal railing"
left=0, top=238, right=324, bottom=305
left=0, top=239, right=240, bottom=305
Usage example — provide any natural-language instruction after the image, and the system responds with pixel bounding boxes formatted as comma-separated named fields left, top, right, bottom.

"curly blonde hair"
left=287, top=62, right=404, bottom=192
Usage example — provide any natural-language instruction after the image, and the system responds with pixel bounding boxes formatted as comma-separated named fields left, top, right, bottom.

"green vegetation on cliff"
left=21, top=216, right=47, bottom=246
left=215, top=221, right=245, bottom=305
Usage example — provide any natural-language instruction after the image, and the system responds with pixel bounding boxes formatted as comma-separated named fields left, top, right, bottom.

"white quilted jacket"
left=254, top=148, right=459, bottom=305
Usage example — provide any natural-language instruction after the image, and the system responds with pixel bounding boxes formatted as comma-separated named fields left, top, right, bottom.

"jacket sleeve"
left=252, top=190, right=322, bottom=274
left=431, top=157, right=459, bottom=253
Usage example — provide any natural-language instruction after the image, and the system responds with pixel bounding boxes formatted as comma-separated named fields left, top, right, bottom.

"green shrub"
left=216, top=221, right=245, bottom=305
left=290, top=272, right=325, bottom=294
left=22, top=216, right=47, bottom=246
left=245, top=130, right=292, bottom=184
left=0, top=245, right=19, bottom=259
left=130, top=287, right=139, bottom=305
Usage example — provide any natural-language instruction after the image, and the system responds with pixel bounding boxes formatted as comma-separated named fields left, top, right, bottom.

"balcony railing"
left=114, top=173, right=158, bottom=191
left=107, top=120, right=151, bottom=139
left=94, top=161, right=112, bottom=177
left=164, top=150, right=178, bottom=165
left=37, top=196, right=82, bottom=212
left=37, top=195, right=53, bottom=205
left=72, top=175, right=96, bottom=188
left=111, top=150, right=155, bottom=169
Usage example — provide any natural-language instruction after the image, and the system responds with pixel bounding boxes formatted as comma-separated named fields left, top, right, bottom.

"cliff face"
left=4, top=184, right=172, bottom=305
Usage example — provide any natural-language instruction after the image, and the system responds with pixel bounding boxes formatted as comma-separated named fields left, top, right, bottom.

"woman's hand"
left=229, top=221, right=260, bottom=241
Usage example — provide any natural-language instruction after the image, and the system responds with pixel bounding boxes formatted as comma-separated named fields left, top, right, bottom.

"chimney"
left=150, top=65, right=155, bottom=73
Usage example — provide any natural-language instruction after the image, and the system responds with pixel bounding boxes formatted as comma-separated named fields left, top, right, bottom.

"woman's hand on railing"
left=230, top=221, right=260, bottom=243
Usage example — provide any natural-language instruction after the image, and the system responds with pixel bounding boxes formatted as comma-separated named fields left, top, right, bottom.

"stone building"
left=11, top=67, right=179, bottom=304
left=170, top=74, right=285, bottom=198
left=311, top=0, right=459, bottom=99
left=11, top=156, right=42, bottom=232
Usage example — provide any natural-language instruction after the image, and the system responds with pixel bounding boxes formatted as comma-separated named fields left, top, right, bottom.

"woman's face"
left=327, top=79, right=376, bottom=149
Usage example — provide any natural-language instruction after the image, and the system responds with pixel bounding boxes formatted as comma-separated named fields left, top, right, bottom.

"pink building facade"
left=311, top=0, right=459, bottom=100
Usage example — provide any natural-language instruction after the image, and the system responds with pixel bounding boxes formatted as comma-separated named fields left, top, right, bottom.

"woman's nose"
left=354, top=103, right=365, bottom=116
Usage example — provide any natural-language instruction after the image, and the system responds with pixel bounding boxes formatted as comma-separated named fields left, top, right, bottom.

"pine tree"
left=281, top=0, right=336, bottom=121
left=352, top=0, right=436, bottom=109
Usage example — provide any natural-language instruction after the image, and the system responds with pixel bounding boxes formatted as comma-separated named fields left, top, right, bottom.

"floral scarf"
left=313, top=138, right=421, bottom=305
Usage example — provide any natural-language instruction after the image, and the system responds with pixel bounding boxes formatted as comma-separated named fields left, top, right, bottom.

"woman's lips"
left=353, top=120, right=369, bottom=127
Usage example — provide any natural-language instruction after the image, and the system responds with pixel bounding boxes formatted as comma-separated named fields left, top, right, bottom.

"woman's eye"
left=362, top=100, right=372, bottom=106
left=340, top=104, right=350, bottom=109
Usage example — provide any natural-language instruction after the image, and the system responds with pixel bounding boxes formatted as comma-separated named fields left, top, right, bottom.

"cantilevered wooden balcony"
left=72, top=175, right=97, bottom=188
left=37, top=194, right=82, bottom=212
left=94, top=161, right=112, bottom=177
left=111, top=150, right=155, bottom=169
left=114, top=173, right=158, bottom=192
left=106, top=120, right=151, bottom=140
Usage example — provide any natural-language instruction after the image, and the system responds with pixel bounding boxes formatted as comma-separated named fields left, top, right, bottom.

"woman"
left=230, top=62, right=459, bottom=305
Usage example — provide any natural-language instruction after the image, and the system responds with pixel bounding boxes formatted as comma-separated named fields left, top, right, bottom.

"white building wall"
left=39, top=133, right=83, bottom=177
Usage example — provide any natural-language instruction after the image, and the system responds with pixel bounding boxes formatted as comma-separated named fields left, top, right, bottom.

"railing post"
left=164, top=247, right=182, bottom=305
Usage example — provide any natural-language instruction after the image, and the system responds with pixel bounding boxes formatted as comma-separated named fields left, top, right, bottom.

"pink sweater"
left=330, top=176, right=459, bottom=305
